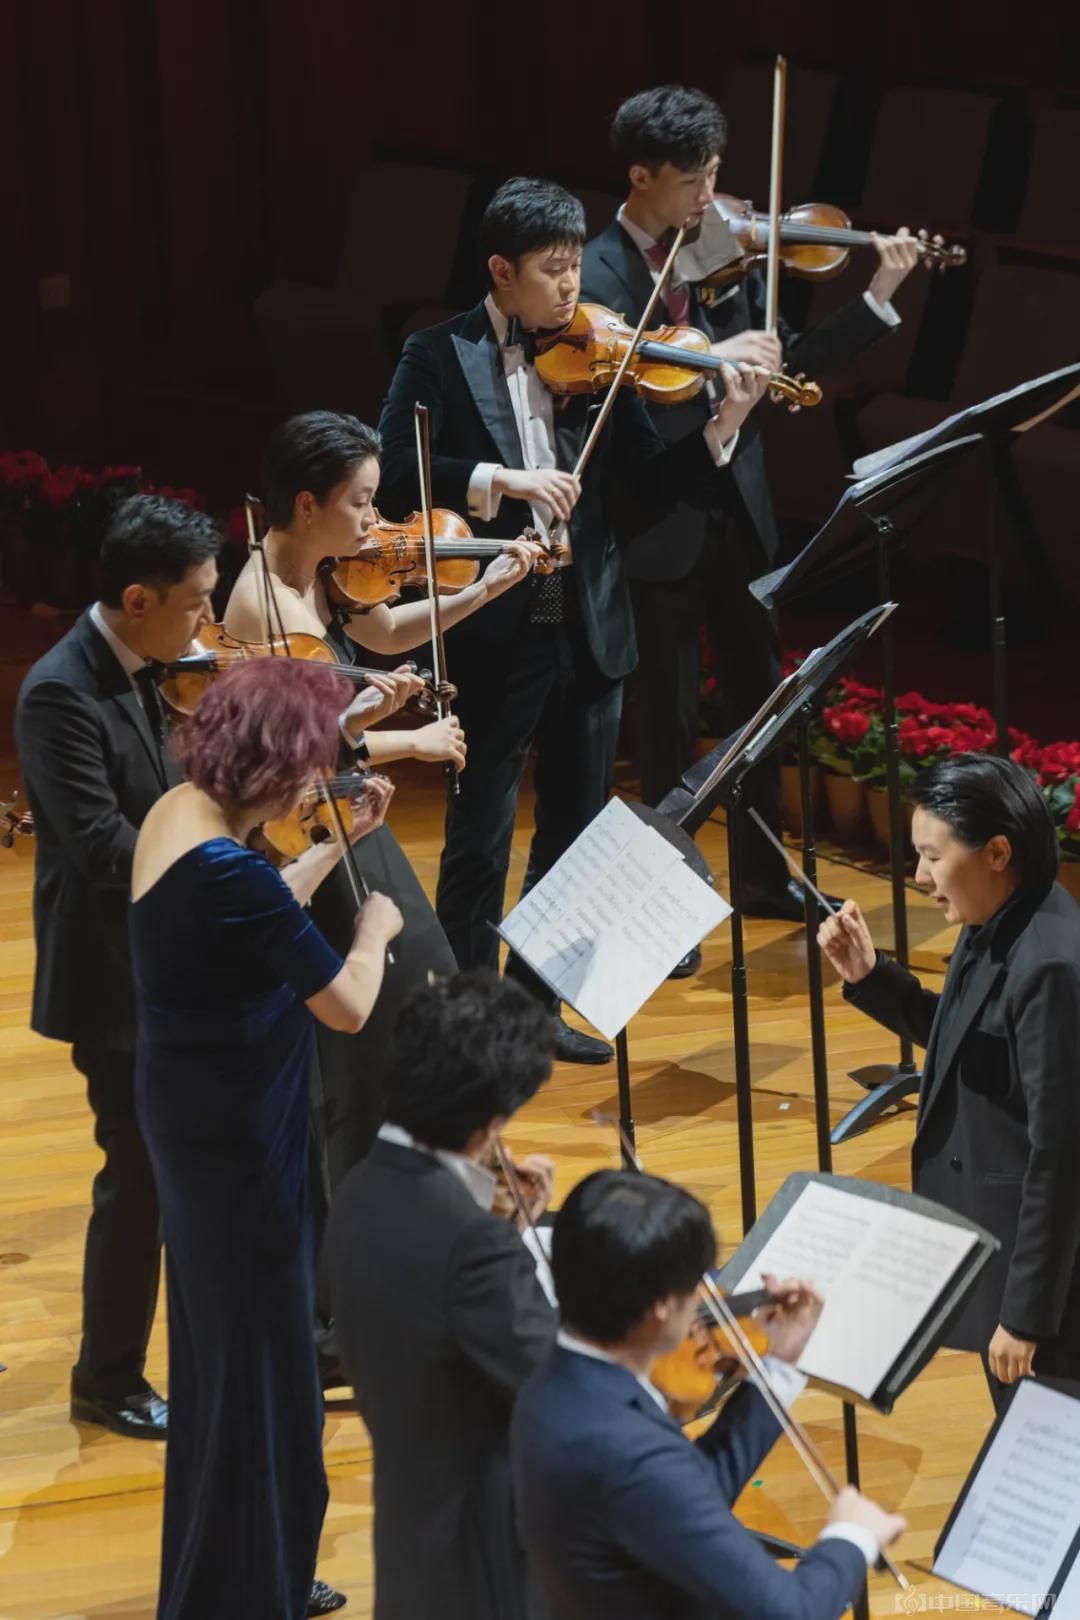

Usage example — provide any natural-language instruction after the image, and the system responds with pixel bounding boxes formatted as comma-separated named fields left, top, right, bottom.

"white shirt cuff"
left=818, top=1522, right=880, bottom=1568
left=467, top=462, right=502, bottom=521
left=863, top=288, right=900, bottom=328
left=703, top=421, right=740, bottom=466
left=749, top=1354, right=807, bottom=1410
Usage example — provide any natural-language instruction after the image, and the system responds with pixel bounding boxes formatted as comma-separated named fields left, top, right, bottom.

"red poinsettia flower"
left=39, top=466, right=89, bottom=508
left=0, top=450, right=48, bottom=491
left=823, top=706, right=870, bottom=745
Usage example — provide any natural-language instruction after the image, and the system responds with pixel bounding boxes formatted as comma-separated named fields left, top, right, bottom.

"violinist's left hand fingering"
left=345, top=774, right=395, bottom=844
left=758, top=1272, right=824, bottom=1365
left=868, top=225, right=920, bottom=304
left=480, top=537, right=546, bottom=599
left=344, top=666, right=424, bottom=734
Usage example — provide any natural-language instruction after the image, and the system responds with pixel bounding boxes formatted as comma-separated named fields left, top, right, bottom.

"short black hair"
left=98, top=494, right=221, bottom=609
left=553, top=1170, right=716, bottom=1341
left=910, top=753, right=1059, bottom=896
left=478, top=178, right=585, bottom=287
left=384, top=970, right=554, bottom=1151
left=260, top=411, right=381, bottom=530
left=611, top=85, right=727, bottom=173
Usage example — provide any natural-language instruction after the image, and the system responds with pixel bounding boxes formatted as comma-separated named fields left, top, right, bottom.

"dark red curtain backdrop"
left=1, top=0, right=1076, bottom=468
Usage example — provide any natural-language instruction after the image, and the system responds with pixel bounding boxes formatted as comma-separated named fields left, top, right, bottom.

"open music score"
left=496, top=796, right=731, bottom=1041
left=934, top=1378, right=1080, bottom=1616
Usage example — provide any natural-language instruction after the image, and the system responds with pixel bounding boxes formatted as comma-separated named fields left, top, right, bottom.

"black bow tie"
left=504, top=316, right=538, bottom=364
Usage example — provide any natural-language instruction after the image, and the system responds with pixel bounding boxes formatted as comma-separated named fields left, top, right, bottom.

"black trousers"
left=629, top=516, right=789, bottom=899
left=436, top=617, right=622, bottom=1000
left=70, top=1043, right=161, bottom=1399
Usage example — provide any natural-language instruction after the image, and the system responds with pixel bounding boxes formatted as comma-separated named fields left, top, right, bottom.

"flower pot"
left=780, top=761, right=825, bottom=838
left=1057, top=860, right=1080, bottom=905
left=866, top=786, right=914, bottom=858
left=821, top=770, right=868, bottom=849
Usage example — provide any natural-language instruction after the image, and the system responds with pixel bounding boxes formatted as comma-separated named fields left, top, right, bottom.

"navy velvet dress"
left=132, top=838, right=343, bottom=1620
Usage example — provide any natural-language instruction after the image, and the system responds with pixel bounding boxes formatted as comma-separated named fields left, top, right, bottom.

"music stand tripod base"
left=831, top=1065, right=921, bottom=1144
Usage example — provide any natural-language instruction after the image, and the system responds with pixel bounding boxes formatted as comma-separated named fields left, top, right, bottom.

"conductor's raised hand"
left=817, top=898, right=876, bottom=984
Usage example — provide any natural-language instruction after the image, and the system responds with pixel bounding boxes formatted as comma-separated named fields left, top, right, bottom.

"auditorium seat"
left=719, top=60, right=841, bottom=202
left=858, top=85, right=999, bottom=231
left=1016, top=107, right=1080, bottom=253
left=254, top=160, right=476, bottom=417
left=854, top=259, right=1080, bottom=583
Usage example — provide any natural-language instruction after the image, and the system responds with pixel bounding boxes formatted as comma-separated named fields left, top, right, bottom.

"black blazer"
left=581, top=218, right=891, bottom=581
left=376, top=299, right=720, bottom=680
left=846, top=883, right=1080, bottom=1351
left=323, top=1137, right=557, bottom=1620
left=15, top=611, right=176, bottom=1050
left=511, top=1346, right=867, bottom=1620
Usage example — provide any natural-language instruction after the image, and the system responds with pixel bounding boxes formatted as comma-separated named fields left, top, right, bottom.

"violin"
left=534, top=303, right=821, bottom=411
left=158, top=624, right=453, bottom=717
left=324, top=509, right=561, bottom=611
left=0, top=793, right=34, bottom=857
left=261, top=770, right=373, bottom=861
left=699, top=193, right=966, bottom=298
left=652, top=1286, right=775, bottom=1421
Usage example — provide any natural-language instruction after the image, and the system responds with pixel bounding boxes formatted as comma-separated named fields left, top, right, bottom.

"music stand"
left=751, top=438, right=982, bottom=1139
left=657, top=604, right=897, bottom=1231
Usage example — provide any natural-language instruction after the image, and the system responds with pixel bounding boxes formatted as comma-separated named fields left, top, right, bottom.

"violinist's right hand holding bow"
left=410, top=714, right=467, bottom=771
left=817, top=899, right=876, bottom=984
left=490, top=469, right=581, bottom=524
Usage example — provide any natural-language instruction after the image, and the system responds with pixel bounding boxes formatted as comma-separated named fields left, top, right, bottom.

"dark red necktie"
left=643, top=242, right=690, bottom=326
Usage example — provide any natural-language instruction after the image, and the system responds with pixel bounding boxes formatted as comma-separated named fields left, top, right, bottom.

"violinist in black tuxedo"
left=15, top=495, right=221, bottom=1439
left=819, top=755, right=1080, bottom=1410
left=582, top=86, right=919, bottom=925
left=378, top=177, right=768, bottom=1063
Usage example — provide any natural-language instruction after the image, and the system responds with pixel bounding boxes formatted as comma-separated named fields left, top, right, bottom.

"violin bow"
left=413, top=403, right=459, bottom=797
left=490, top=1133, right=557, bottom=1299
left=764, top=54, right=787, bottom=341
left=549, top=221, right=689, bottom=552
left=589, top=1108, right=909, bottom=1591
left=243, top=498, right=383, bottom=943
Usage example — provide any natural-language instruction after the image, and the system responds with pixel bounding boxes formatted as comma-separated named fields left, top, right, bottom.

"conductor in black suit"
left=819, top=754, right=1080, bottom=1409
left=324, top=970, right=558, bottom=1620
left=377, top=177, right=768, bottom=1064
left=582, top=86, right=919, bottom=936
left=16, top=495, right=221, bottom=1439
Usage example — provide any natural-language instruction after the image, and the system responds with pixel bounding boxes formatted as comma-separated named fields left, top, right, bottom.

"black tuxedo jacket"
left=846, top=882, right=1080, bottom=1351
left=376, top=299, right=721, bottom=680
left=324, top=1137, right=556, bottom=1620
left=15, top=611, right=176, bottom=1050
left=581, top=218, right=891, bottom=581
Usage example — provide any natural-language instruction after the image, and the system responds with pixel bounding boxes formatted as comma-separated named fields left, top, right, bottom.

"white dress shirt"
left=555, top=1326, right=880, bottom=1568
left=466, top=293, right=738, bottom=536
left=616, top=202, right=901, bottom=331
left=89, top=600, right=148, bottom=690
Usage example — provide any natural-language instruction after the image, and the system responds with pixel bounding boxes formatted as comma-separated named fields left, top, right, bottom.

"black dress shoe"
left=308, top=1579, right=347, bottom=1615
left=552, top=1015, right=613, bottom=1065
left=742, top=878, right=842, bottom=924
left=70, top=1385, right=168, bottom=1440
left=668, top=944, right=702, bottom=979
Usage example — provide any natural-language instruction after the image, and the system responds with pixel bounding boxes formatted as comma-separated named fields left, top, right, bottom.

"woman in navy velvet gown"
left=130, top=657, right=402, bottom=1620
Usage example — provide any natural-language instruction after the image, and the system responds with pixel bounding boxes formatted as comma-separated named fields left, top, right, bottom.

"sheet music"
left=497, top=798, right=731, bottom=1040
left=934, top=1379, right=1080, bottom=1616
left=851, top=364, right=1080, bottom=480
left=730, top=1181, right=977, bottom=1399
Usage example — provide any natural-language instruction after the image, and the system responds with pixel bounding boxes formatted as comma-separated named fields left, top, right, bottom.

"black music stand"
left=752, top=438, right=981, bottom=1140
left=657, top=604, right=897, bottom=1232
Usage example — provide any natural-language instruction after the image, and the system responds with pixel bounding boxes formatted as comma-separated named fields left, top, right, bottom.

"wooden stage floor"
left=0, top=765, right=1013, bottom=1618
